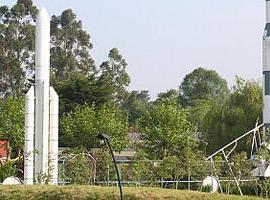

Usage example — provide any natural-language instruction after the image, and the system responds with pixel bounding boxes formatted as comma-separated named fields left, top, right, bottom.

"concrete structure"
left=24, top=7, right=58, bottom=185
left=202, top=176, right=219, bottom=193
left=251, top=160, right=270, bottom=177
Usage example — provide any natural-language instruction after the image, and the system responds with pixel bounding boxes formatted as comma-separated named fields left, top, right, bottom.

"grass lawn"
left=0, top=185, right=264, bottom=200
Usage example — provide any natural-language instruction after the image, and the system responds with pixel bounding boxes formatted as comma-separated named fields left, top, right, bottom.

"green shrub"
left=62, top=153, right=95, bottom=184
left=0, top=160, right=17, bottom=182
left=201, top=185, right=212, bottom=193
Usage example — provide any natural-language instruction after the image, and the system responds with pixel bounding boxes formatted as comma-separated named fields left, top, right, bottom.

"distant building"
left=0, top=139, right=9, bottom=161
left=114, top=132, right=142, bottom=163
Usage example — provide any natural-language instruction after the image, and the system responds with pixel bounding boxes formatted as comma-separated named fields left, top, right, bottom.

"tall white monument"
left=24, top=7, right=59, bottom=185
left=263, top=0, right=270, bottom=128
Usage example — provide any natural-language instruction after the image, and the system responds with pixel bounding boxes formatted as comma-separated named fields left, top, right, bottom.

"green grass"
left=0, top=185, right=264, bottom=200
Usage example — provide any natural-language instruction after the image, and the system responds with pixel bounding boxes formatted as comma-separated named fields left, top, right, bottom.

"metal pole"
left=107, top=165, right=110, bottom=186
left=105, top=138, right=123, bottom=200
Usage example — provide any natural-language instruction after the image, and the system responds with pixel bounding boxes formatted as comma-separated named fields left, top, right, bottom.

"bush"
left=0, top=160, right=17, bottom=182
left=221, top=181, right=258, bottom=196
left=201, top=185, right=212, bottom=193
left=63, top=153, right=95, bottom=184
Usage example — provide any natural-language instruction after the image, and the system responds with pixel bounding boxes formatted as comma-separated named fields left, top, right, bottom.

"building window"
left=265, top=72, right=270, bottom=95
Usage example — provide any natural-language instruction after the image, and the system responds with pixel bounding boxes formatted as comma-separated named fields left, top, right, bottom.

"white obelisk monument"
left=24, top=7, right=59, bottom=185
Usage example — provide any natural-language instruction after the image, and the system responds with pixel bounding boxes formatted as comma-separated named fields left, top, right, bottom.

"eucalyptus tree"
left=0, top=0, right=37, bottom=97
left=122, top=90, right=150, bottom=126
left=50, top=9, right=96, bottom=80
left=99, top=48, right=130, bottom=103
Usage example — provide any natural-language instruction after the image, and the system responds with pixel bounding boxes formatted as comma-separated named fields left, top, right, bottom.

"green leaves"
left=156, top=156, right=181, bottom=180
left=180, top=67, right=229, bottom=107
left=0, top=160, right=17, bottom=182
left=138, top=103, right=194, bottom=159
left=122, top=90, right=150, bottom=126
left=0, top=2, right=37, bottom=97
left=60, top=104, right=128, bottom=151
left=50, top=9, right=95, bottom=79
left=0, top=97, right=24, bottom=156
left=100, top=48, right=130, bottom=103
left=203, top=78, right=262, bottom=154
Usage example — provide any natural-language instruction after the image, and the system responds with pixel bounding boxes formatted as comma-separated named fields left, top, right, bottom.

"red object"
left=0, top=140, right=9, bottom=160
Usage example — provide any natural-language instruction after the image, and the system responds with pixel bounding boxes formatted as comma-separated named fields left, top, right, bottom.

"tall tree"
left=155, top=89, right=180, bottom=105
left=179, top=67, right=229, bottom=106
left=50, top=9, right=96, bottom=80
left=122, top=90, right=150, bottom=126
left=99, top=48, right=130, bottom=103
left=203, top=78, right=262, bottom=154
left=138, top=102, right=195, bottom=160
left=0, top=0, right=37, bottom=97
left=53, top=72, right=114, bottom=114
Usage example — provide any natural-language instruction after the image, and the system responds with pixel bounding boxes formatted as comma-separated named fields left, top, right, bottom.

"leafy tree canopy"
left=0, top=97, right=24, bottom=157
left=138, top=102, right=195, bottom=160
left=122, top=90, right=150, bottom=127
left=99, top=48, right=130, bottom=103
left=50, top=9, right=96, bottom=79
left=203, top=77, right=262, bottom=154
left=53, top=72, right=116, bottom=115
left=0, top=0, right=37, bottom=97
left=179, top=67, right=229, bottom=106
left=155, top=89, right=180, bottom=105
left=60, top=104, right=129, bottom=151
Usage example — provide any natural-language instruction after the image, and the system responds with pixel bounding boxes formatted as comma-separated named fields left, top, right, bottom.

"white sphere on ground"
left=2, top=177, right=21, bottom=185
left=264, top=165, right=270, bottom=177
left=202, top=176, right=219, bottom=193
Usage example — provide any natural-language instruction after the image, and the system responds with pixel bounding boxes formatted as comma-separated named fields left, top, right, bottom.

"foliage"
left=0, top=1, right=37, bottom=97
left=0, top=97, right=24, bottom=156
left=53, top=72, right=114, bottom=114
left=230, top=152, right=253, bottom=178
left=186, top=99, right=212, bottom=132
left=203, top=78, right=262, bottom=153
left=253, top=146, right=270, bottom=161
left=62, top=153, right=95, bottom=184
left=186, top=150, right=208, bottom=180
left=179, top=67, right=229, bottom=106
left=0, top=160, right=17, bottom=182
left=60, top=104, right=128, bottom=151
left=121, top=163, right=136, bottom=181
left=155, top=89, right=180, bottom=105
left=50, top=9, right=96, bottom=79
left=138, top=102, right=195, bottom=159
left=136, top=101, right=209, bottom=184
left=201, top=185, right=212, bottom=193
left=222, top=182, right=259, bottom=196
left=122, top=90, right=150, bottom=126
left=91, top=148, right=113, bottom=182
left=131, top=151, right=157, bottom=183
left=99, top=48, right=130, bottom=103
left=156, top=156, right=181, bottom=180
left=208, top=155, right=227, bottom=177
left=54, top=48, right=131, bottom=114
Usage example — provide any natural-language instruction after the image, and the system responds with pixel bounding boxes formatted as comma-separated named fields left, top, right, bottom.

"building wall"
left=0, top=140, right=9, bottom=160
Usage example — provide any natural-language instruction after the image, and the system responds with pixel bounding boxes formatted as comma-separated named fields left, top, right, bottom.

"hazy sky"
left=2, top=0, right=266, bottom=99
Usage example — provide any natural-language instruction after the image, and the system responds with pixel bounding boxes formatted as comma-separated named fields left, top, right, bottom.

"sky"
left=2, top=0, right=266, bottom=99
